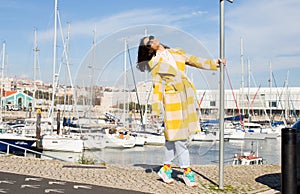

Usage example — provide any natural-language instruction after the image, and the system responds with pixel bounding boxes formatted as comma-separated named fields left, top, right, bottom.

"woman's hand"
left=216, top=58, right=226, bottom=67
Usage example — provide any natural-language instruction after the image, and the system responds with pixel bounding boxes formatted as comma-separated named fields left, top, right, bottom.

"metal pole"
left=219, top=0, right=233, bottom=189
left=50, top=0, right=58, bottom=134
left=219, top=0, right=225, bottom=189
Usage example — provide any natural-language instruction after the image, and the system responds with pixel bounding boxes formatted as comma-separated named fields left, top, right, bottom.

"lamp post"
left=219, top=0, right=233, bottom=190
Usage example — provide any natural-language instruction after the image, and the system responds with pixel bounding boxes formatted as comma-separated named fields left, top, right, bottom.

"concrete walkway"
left=0, top=155, right=281, bottom=193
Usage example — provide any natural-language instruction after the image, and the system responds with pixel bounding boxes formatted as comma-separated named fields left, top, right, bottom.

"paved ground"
left=0, top=171, right=146, bottom=194
left=0, top=155, right=281, bottom=194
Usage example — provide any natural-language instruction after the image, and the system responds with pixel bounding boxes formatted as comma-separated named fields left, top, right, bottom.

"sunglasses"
left=145, top=36, right=155, bottom=47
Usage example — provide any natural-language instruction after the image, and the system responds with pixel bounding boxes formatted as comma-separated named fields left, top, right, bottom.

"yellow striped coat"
left=149, top=48, right=218, bottom=141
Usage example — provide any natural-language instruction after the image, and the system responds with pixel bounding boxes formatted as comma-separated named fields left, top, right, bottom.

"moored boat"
left=40, top=134, right=84, bottom=152
left=232, top=151, right=264, bottom=165
left=0, top=133, right=37, bottom=152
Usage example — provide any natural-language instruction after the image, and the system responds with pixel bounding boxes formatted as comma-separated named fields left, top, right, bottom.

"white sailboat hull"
left=192, top=132, right=217, bottom=142
left=102, top=134, right=136, bottom=148
left=41, top=134, right=84, bottom=152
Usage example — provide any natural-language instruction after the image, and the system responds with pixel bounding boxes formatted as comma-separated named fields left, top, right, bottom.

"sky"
left=0, top=0, right=299, bottom=89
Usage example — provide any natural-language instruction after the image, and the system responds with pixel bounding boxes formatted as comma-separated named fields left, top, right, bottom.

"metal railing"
left=0, top=140, right=68, bottom=162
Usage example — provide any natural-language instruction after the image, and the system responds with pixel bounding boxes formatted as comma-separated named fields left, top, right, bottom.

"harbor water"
left=41, top=138, right=281, bottom=166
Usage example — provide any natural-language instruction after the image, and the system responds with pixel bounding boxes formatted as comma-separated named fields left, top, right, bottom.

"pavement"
left=0, top=155, right=282, bottom=194
left=0, top=171, right=145, bottom=194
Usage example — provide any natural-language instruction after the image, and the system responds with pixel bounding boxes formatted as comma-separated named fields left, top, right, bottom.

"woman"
left=137, top=35, right=223, bottom=187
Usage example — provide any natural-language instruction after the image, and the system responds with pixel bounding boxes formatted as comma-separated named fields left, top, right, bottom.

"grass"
left=77, top=153, right=97, bottom=165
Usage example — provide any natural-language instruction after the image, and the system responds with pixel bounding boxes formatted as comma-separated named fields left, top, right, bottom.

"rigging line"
left=285, top=76, right=298, bottom=121
left=225, top=66, right=244, bottom=127
left=249, top=72, right=270, bottom=122
left=198, top=91, right=206, bottom=108
left=125, top=78, right=139, bottom=124
left=126, top=43, right=144, bottom=126
left=271, top=72, right=287, bottom=122
left=289, top=94, right=298, bottom=121
left=250, top=85, right=261, bottom=115
left=193, top=68, right=212, bottom=121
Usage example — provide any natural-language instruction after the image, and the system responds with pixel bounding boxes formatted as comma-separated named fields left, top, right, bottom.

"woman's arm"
left=185, top=53, right=220, bottom=70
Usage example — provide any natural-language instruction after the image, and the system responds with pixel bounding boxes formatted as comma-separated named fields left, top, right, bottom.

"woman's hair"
left=136, top=36, right=169, bottom=72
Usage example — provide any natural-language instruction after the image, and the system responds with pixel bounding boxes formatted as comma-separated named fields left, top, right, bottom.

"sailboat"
left=0, top=41, right=37, bottom=152
left=232, top=141, right=264, bottom=165
left=39, top=0, right=84, bottom=152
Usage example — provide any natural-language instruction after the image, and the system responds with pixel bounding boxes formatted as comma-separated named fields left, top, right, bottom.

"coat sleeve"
left=182, top=49, right=218, bottom=70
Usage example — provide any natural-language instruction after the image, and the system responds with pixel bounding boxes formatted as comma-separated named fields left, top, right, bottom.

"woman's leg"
left=174, top=140, right=198, bottom=187
left=174, top=140, right=190, bottom=168
left=158, top=140, right=175, bottom=184
left=163, top=140, right=175, bottom=164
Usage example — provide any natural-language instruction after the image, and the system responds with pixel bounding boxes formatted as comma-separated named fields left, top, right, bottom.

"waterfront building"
left=99, top=85, right=300, bottom=123
left=1, top=90, right=33, bottom=111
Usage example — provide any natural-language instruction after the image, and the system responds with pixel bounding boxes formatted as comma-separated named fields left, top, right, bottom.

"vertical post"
left=281, top=127, right=297, bottom=194
left=219, top=0, right=225, bottom=189
left=36, top=109, right=41, bottom=149
left=57, top=109, right=60, bottom=135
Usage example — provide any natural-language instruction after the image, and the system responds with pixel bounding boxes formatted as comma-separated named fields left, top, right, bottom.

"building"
left=2, top=90, right=33, bottom=111
left=99, top=85, right=300, bottom=123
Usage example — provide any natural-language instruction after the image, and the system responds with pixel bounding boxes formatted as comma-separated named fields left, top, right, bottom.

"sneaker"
left=182, top=171, right=198, bottom=187
left=157, top=167, right=174, bottom=184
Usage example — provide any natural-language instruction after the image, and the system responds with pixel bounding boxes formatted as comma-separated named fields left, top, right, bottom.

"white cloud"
left=37, top=8, right=197, bottom=43
left=221, top=0, right=300, bottom=87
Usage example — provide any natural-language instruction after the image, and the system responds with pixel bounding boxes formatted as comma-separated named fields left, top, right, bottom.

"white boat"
left=262, top=124, right=283, bottom=139
left=232, top=151, right=264, bottom=165
left=131, top=125, right=165, bottom=146
left=35, top=0, right=87, bottom=153
left=0, top=133, right=37, bottom=152
left=192, top=132, right=217, bottom=142
left=40, top=134, right=84, bottom=152
left=130, top=133, right=145, bottom=146
left=225, top=122, right=267, bottom=140
left=226, top=129, right=246, bottom=140
left=82, top=132, right=106, bottom=150
left=132, top=131, right=165, bottom=146
left=102, top=127, right=136, bottom=148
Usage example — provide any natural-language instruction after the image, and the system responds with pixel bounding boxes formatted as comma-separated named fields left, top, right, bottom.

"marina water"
left=40, top=138, right=281, bottom=165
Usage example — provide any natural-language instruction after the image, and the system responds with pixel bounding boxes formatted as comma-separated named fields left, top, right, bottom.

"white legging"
left=163, top=140, right=190, bottom=168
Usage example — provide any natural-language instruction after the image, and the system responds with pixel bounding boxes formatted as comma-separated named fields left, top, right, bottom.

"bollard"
left=36, top=109, right=42, bottom=150
left=281, top=127, right=297, bottom=194
left=294, top=121, right=300, bottom=191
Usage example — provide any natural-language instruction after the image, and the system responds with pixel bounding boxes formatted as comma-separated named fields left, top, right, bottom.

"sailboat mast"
left=50, top=0, right=58, bottom=131
left=284, top=71, right=289, bottom=120
left=240, top=37, right=244, bottom=116
left=0, top=41, right=5, bottom=122
left=123, top=39, right=127, bottom=125
left=247, top=58, right=251, bottom=122
left=33, top=28, right=39, bottom=110
left=88, top=29, right=96, bottom=123
left=269, top=61, right=272, bottom=123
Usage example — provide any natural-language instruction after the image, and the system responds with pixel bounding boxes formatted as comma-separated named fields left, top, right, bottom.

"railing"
left=0, top=140, right=68, bottom=162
